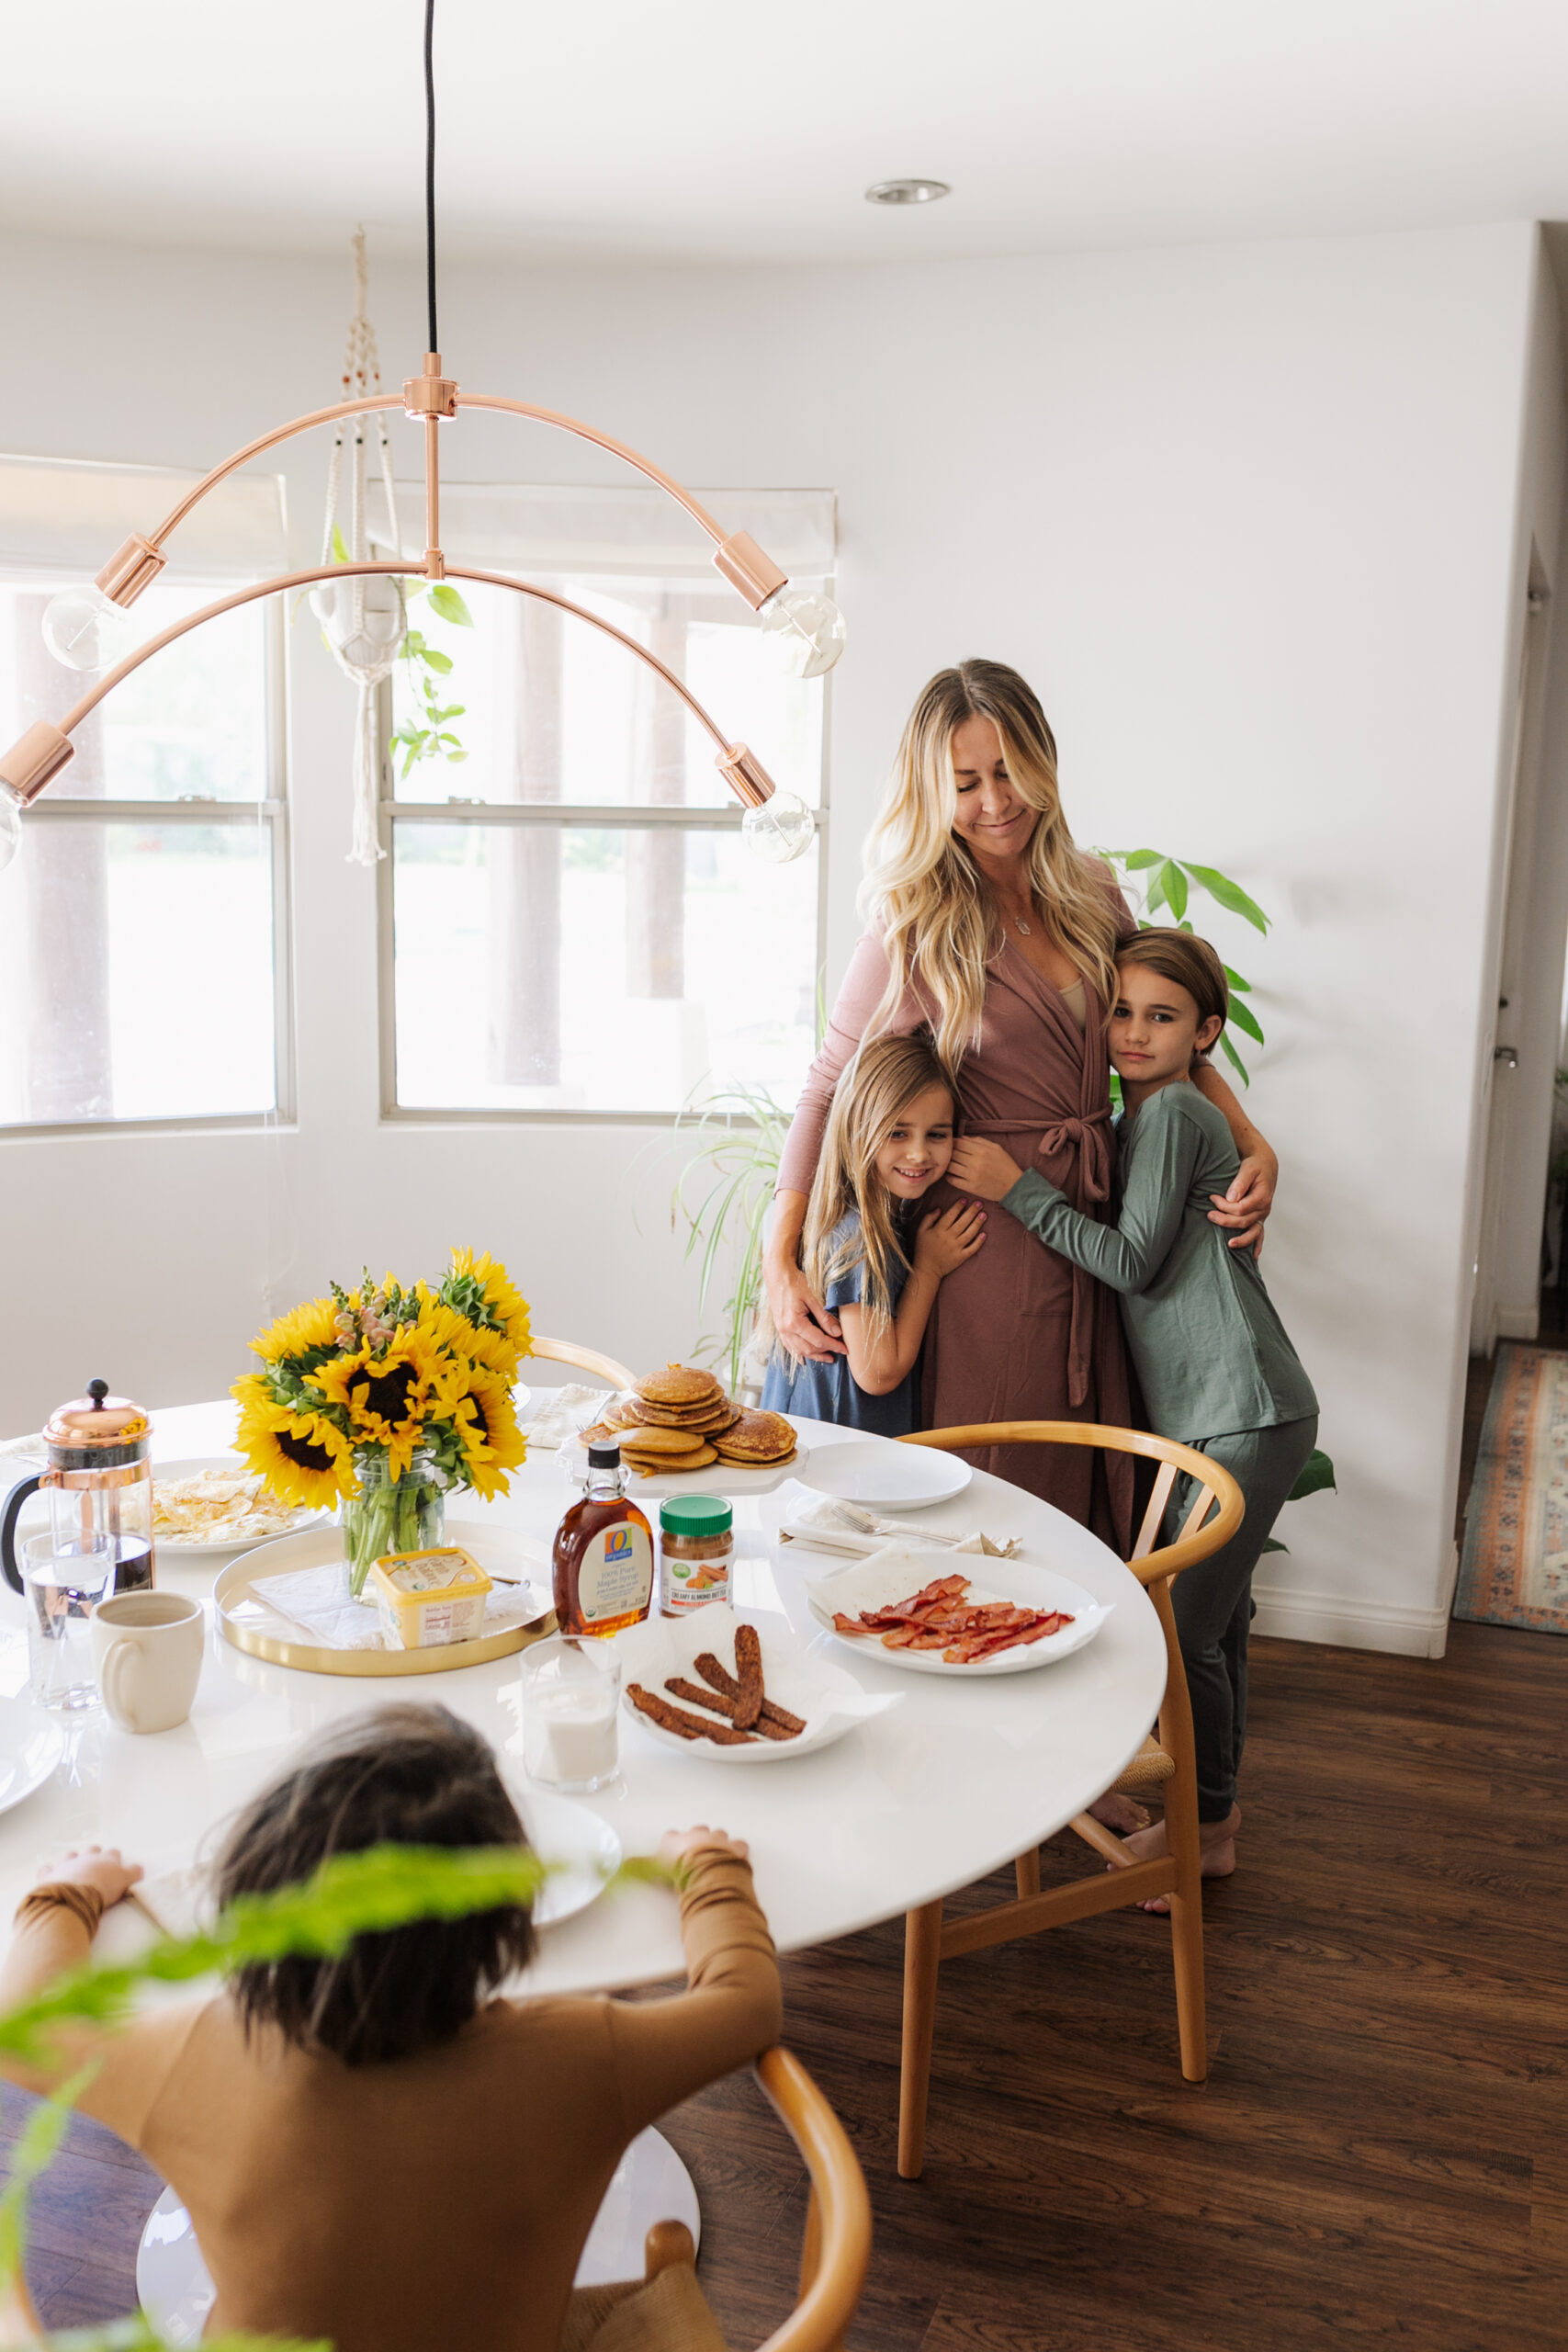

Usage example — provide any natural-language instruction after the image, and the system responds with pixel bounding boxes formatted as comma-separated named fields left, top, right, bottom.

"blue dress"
left=761, top=1211, right=920, bottom=1436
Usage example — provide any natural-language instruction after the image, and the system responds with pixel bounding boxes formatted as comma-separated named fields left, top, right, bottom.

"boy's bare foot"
left=1108, top=1804, right=1241, bottom=1912
left=1087, top=1792, right=1151, bottom=1836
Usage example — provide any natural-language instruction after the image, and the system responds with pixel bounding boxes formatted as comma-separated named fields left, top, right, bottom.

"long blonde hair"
left=859, top=660, right=1122, bottom=1065
left=798, top=1032, right=954, bottom=1353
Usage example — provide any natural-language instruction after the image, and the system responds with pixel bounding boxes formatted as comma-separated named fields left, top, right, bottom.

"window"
left=0, top=458, right=289, bottom=1131
left=379, top=484, right=832, bottom=1120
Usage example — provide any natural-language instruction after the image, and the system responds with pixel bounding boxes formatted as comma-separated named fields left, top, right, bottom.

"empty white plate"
left=796, top=1438, right=972, bottom=1510
left=512, top=1786, right=622, bottom=1928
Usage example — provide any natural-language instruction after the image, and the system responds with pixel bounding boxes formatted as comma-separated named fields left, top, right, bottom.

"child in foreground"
left=950, top=929, right=1317, bottom=1905
left=762, top=1030, right=987, bottom=1434
left=0, top=1704, right=781, bottom=2352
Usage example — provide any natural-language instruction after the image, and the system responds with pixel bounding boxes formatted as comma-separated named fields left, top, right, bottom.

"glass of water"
left=22, top=1533, right=113, bottom=1713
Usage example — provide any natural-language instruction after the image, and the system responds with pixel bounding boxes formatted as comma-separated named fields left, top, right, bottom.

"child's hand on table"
left=946, top=1137, right=1023, bottom=1200
left=34, top=1846, right=143, bottom=1908
left=913, top=1198, right=987, bottom=1278
left=659, top=1826, right=750, bottom=1872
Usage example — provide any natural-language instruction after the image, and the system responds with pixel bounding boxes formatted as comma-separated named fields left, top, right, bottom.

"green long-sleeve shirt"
left=1000, top=1080, right=1316, bottom=1443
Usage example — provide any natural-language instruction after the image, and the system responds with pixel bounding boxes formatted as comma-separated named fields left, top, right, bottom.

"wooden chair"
left=530, top=1335, right=636, bottom=1390
left=565, top=2048, right=872, bottom=2352
left=894, top=1420, right=1245, bottom=2179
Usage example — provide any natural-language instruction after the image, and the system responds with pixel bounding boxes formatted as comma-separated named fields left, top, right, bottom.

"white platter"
left=152, top=1456, right=327, bottom=1555
left=795, top=1437, right=972, bottom=1510
left=806, top=1547, right=1111, bottom=1677
left=0, top=1697, right=65, bottom=1817
left=513, top=1787, right=623, bottom=1928
left=615, top=1601, right=898, bottom=1763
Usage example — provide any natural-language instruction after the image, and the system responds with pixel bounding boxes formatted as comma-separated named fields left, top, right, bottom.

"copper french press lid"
left=42, top=1378, right=151, bottom=1468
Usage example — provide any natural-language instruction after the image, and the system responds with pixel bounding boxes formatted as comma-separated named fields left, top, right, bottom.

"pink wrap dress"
left=776, top=906, right=1138, bottom=1547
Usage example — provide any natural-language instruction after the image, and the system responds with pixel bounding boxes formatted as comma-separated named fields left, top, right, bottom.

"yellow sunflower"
left=247, top=1295, right=340, bottom=1365
left=231, top=1385, right=356, bottom=1510
left=306, top=1326, right=460, bottom=1480
left=448, top=1249, right=532, bottom=1356
left=451, top=1363, right=528, bottom=1499
left=462, top=1318, right=522, bottom=1382
left=410, top=1287, right=491, bottom=1370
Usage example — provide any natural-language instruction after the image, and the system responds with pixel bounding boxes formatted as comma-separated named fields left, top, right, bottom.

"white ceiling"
left=6, top=1, right=1568, bottom=268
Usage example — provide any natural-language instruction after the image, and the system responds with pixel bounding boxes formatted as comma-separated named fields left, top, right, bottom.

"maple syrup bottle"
left=552, top=1442, right=655, bottom=1637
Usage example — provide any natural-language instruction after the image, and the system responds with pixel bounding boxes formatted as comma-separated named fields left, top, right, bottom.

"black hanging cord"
left=423, top=0, right=438, bottom=354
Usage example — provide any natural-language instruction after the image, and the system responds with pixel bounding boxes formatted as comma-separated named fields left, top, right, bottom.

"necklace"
left=1012, top=912, right=1031, bottom=937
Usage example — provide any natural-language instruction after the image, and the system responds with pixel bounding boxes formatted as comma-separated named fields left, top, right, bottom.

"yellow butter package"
left=368, top=1546, right=492, bottom=1649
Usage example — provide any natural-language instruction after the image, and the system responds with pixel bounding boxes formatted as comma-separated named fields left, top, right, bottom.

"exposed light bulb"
left=741, top=791, right=815, bottom=865
left=0, top=786, right=21, bottom=875
left=760, top=588, right=846, bottom=681
left=41, top=583, right=138, bottom=673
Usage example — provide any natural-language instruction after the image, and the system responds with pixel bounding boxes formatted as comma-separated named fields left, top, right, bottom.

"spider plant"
left=669, top=1080, right=792, bottom=1396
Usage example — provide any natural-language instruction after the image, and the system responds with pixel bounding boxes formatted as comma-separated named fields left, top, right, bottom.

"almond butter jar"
left=659, top=1496, right=734, bottom=1615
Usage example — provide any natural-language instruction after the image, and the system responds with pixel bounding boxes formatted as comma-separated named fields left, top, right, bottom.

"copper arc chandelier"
left=0, top=0, right=843, bottom=875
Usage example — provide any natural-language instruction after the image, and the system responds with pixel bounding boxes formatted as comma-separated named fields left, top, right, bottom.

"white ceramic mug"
left=90, top=1592, right=205, bottom=1734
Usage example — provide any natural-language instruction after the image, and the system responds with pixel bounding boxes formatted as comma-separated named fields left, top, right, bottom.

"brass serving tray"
left=215, top=1520, right=556, bottom=1678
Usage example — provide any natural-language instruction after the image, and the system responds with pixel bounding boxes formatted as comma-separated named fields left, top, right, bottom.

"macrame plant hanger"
left=311, top=230, right=405, bottom=864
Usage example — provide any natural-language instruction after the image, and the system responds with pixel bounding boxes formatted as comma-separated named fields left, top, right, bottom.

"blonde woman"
left=763, top=660, right=1276, bottom=1540
left=761, top=1032, right=987, bottom=1434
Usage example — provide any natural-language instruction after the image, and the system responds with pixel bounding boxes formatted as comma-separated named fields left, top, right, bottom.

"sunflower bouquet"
left=231, top=1249, right=531, bottom=1596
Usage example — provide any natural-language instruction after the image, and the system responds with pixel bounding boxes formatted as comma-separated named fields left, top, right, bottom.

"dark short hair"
left=214, top=1703, right=536, bottom=2067
left=1115, top=928, right=1229, bottom=1033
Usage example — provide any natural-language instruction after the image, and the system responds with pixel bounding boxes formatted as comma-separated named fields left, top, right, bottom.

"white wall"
left=0, top=221, right=1550, bottom=1654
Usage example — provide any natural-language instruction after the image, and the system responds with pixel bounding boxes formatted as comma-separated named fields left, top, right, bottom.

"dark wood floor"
left=5, top=1612, right=1564, bottom=2349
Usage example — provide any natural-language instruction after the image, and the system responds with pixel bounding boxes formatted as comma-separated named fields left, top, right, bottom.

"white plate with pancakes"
left=569, top=1366, right=807, bottom=1497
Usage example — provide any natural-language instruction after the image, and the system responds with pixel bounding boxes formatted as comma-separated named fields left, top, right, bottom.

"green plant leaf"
left=1111, top=848, right=1164, bottom=870
left=1222, top=965, right=1253, bottom=994
left=1227, top=998, right=1265, bottom=1046
left=427, top=583, right=474, bottom=628
left=1179, top=863, right=1270, bottom=934
left=1217, top=1030, right=1251, bottom=1087
left=1259, top=1537, right=1288, bottom=1555
left=1159, top=859, right=1189, bottom=922
left=331, top=525, right=350, bottom=566
left=1144, top=867, right=1168, bottom=917
left=1287, top=1448, right=1337, bottom=1502
left=420, top=648, right=454, bottom=675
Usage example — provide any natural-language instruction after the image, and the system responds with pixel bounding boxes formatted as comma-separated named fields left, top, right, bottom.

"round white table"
left=0, top=1399, right=1165, bottom=2338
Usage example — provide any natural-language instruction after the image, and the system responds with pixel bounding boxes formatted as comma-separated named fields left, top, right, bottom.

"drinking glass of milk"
left=521, top=1634, right=622, bottom=1791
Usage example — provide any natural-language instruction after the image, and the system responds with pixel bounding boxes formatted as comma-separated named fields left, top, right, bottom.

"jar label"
left=578, top=1523, right=654, bottom=1624
left=662, top=1555, right=732, bottom=1612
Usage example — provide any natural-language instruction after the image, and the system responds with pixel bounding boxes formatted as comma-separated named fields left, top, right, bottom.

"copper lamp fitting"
left=716, top=741, right=776, bottom=808
left=403, top=351, right=457, bottom=419
left=713, top=531, right=789, bottom=612
left=0, top=722, right=75, bottom=805
left=95, top=533, right=166, bottom=608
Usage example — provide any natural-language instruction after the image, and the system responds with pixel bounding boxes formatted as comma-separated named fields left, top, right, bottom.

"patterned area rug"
left=1456, top=1342, right=1568, bottom=1633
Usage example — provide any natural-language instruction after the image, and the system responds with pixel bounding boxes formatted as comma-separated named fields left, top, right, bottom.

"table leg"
left=135, top=2127, right=703, bottom=2336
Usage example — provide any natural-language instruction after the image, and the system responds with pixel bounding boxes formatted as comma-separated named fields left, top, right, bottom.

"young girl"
left=0, top=1704, right=780, bottom=2352
left=949, top=930, right=1317, bottom=1902
left=762, top=1030, right=987, bottom=1435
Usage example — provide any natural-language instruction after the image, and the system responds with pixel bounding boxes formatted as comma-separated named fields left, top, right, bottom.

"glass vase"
left=340, top=1451, right=445, bottom=1600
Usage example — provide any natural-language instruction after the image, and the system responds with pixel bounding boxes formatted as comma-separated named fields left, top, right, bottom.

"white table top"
left=0, top=1401, right=1165, bottom=1996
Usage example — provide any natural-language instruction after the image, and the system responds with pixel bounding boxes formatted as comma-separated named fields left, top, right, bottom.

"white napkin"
left=248, top=1562, right=550, bottom=1653
left=775, top=1482, right=1022, bottom=1560
left=521, top=1384, right=617, bottom=1449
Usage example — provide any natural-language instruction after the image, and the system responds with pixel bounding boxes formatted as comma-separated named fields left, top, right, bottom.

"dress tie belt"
left=962, top=1105, right=1115, bottom=1408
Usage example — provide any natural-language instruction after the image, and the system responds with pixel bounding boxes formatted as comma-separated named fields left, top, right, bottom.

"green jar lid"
left=660, top=1494, right=733, bottom=1537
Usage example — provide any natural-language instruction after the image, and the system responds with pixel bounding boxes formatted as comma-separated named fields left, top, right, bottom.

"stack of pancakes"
left=581, top=1364, right=796, bottom=1478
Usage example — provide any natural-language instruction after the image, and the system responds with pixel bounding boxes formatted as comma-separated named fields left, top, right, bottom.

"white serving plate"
left=0, top=1696, right=65, bottom=1817
left=152, top=1456, right=328, bottom=1555
left=795, top=1437, right=972, bottom=1510
left=513, top=1787, right=623, bottom=1928
left=806, top=1547, right=1111, bottom=1677
left=614, top=1601, right=898, bottom=1763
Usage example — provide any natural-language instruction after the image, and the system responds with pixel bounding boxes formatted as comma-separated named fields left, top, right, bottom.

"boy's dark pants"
left=1161, top=1415, right=1319, bottom=1823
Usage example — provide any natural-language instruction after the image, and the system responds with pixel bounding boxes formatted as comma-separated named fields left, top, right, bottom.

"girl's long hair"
left=860, top=660, right=1122, bottom=1065
left=799, top=1031, right=954, bottom=1353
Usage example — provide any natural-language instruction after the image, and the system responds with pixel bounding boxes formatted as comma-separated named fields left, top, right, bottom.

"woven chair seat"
left=1112, top=1735, right=1176, bottom=1792
left=561, top=2265, right=729, bottom=2352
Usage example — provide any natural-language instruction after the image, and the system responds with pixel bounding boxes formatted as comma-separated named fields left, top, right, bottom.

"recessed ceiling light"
left=864, top=178, right=951, bottom=207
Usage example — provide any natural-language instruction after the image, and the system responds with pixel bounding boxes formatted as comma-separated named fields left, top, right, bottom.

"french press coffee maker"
left=1, top=1379, right=157, bottom=1597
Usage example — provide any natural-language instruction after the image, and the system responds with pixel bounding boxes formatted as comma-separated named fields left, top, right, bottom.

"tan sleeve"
left=0, top=1896, right=208, bottom=2147
left=603, top=1849, right=783, bottom=2133
left=776, top=931, right=928, bottom=1197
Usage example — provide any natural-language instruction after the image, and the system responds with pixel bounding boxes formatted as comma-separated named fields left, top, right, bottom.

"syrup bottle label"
left=577, top=1522, right=654, bottom=1625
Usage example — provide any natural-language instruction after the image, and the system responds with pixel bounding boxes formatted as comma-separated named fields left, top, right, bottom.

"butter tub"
left=368, top=1547, right=493, bottom=1649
